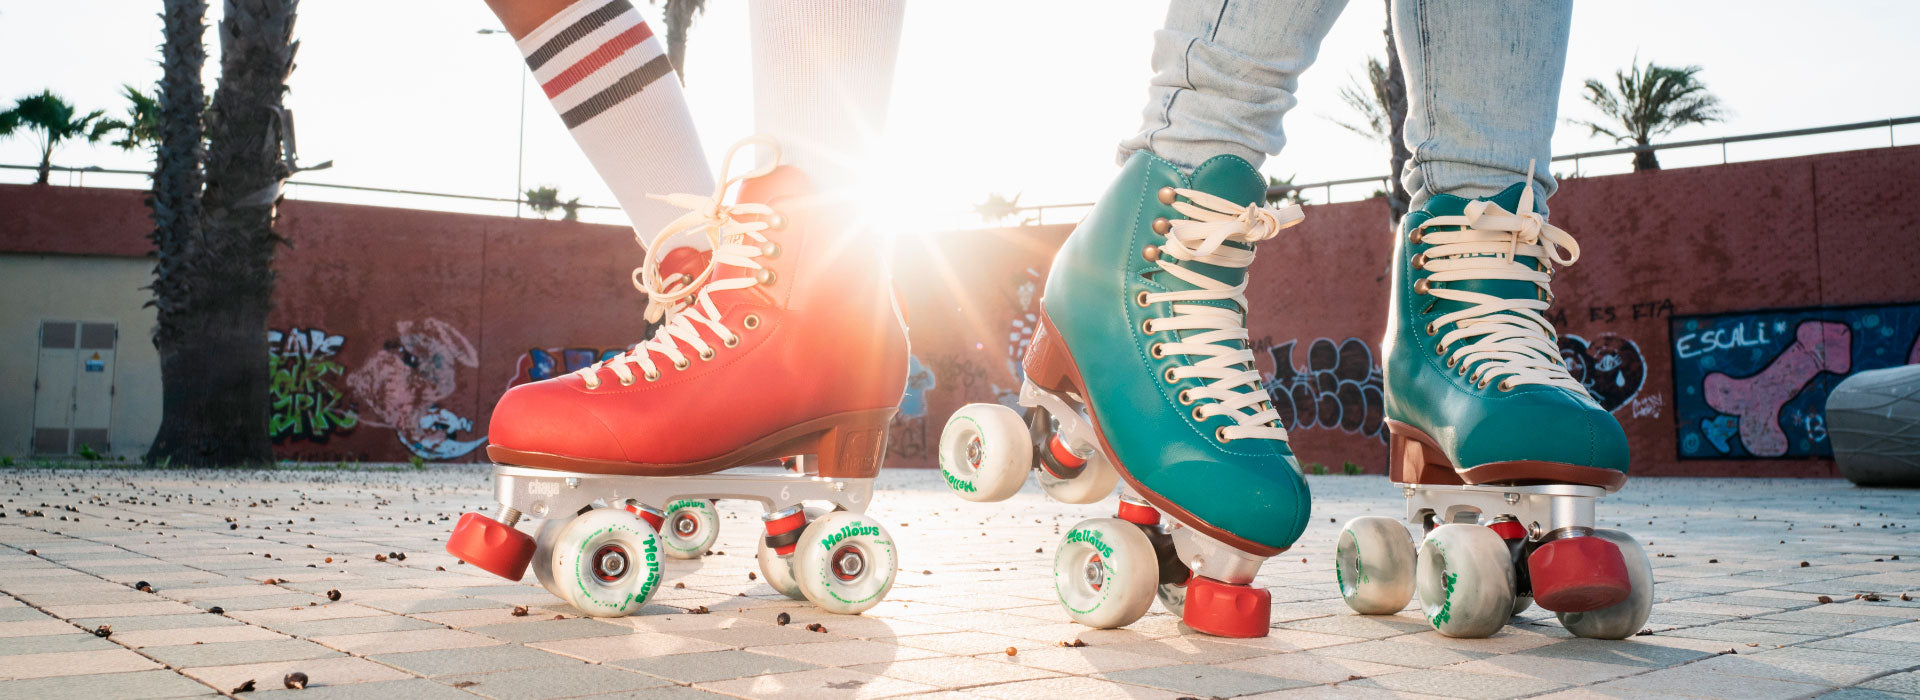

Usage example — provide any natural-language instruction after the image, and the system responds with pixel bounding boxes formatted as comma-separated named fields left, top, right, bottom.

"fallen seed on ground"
left=1903, top=593, right=1913, bottom=601
left=689, top=606, right=709, bottom=614
left=435, top=566, right=445, bottom=571
left=775, top=612, right=790, bottom=626
left=1636, top=628, right=1653, bottom=636
left=284, top=672, right=308, bottom=689
left=232, top=680, right=256, bottom=693
left=748, top=572, right=757, bottom=581
left=1005, top=647, right=1017, bottom=656
left=1060, top=639, right=1086, bottom=647
left=451, top=681, right=478, bottom=689
left=1817, top=596, right=1834, bottom=604
left=511, top=605, right=529, bottom=617
left=374, top=554, right=387, bottom=562
left=209, top=606, right=225, bottom=614
left=93, top=625, right=111, bottom=638
left=1800, top=561, right=1810, bottom=567
left=326, top=589, right=341, bottom=601
left=324, top=557, right=332, bottom=563
left=1865, top=593, right=1882, bottom=601
left=675, top=582, right=686, bottom=588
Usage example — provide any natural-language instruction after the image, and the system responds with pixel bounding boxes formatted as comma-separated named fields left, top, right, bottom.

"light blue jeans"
left=1116, top=0, right=1573, bottom=216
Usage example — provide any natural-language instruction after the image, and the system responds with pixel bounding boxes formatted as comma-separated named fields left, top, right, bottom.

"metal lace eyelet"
left=1412, top=253, right=1428, bottom=270
left=674, top=359, right=690, bottom=371
left=645, top=370, right=661, bottom=381
left=1135, top=291, right=1151, bottom=307
left=1425, top=322, right=1438, bottom=336
left=1498, top=379, right=1514, bottom=392
left=1215, top=426, right=1230, bottom=442
left=584, top=378, right=601, bottom=390
left=743, top=314, right=761, bottom=329
left=699, top=348, right=715, bottom=361
left=723, top=335, right=740, bottom=348
left=1413, top=279, right=1430, bottom=295
left=767, top=212, right=787, bottom=230
left=1150, top=343, right=1165, bottom=358
left=1191, top=406, right=1207, bottom=422
left=1163, top=367, right=1178, bottom=383
left=755, top=269, right=777, bottom=286
left=1152, top=217, right=1171, bottom=235
left=1477, top=377, right=1492, bottom=390
left=1409, top=230, right=1423, bottom=245
left=1446, top=355, right=1458, bottom=368
left=1157, top=187, right=1177, bottom=205
left=1177, top=389, right=1194, bottom=405
left=619, top=375, right=635, bottom=387
left=760, top=241, right=781, bottom=259
left=1434, top=343, right=1447, bottom=356
left=1142, top=245, right=1161, bottom=262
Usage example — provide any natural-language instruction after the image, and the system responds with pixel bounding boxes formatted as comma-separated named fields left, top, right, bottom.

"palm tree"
left=0, top=90, right=111, bottom=184
left=648, top=0, right=707, bottom=84
left=525, top=185, right=582, bottom=221
left=101, top=85, right=163, bottom=151
left=972, top=192, right=1020, bottom=226
left=1570, top=60, right=1726, bottom=171
left=1326, top=0, right=1412, bottom=227
left=145, top=0, right=299, bottom=467
left=1265, top=175, right=1309, bottom=206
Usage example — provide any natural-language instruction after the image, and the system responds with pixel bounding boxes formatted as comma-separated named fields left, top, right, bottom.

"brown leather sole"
left=1024, top=308, right=1287, bottom=558
left=1388, top=419, right=1627, bottom=491
left=488, top=407, right=895, bottom=479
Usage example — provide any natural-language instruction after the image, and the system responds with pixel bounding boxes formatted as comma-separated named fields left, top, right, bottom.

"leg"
left=1117, top=0, right=1351, bottom=170
left=489, top=0, right=711, bottom=229
left=747, top=0, right=906, bottom=193
left=1393, top=0, right=1570, bottom=216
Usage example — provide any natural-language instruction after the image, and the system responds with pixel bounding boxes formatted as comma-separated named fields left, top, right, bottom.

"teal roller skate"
left=939, top=152, right=1310, bottom=637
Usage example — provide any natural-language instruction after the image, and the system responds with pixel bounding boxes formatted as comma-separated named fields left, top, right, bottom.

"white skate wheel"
left=1157, top=580, right=1187, bottom=617
left=659, top=499, right=720, bottom=560
left=1053, top=518, right=1157, bottom=629
left=1038, top=444, right=1119, bottom=505
left=793, top=511, right=897, bottom=614
left=940, top=404, right=1031, bottom=502
left=1417, top=524, right=1516, bottom=638
left=551, top=507, right=664, bottom=618
left=532, top=516, right=569, bottom=597
left=1513, top=595, right=1534, bottom=616
left=1336, top=516, right=1416, bottom=615
left=1557, top=529, right=1654, bottom=639
left=756, top=507, right=826, bottom=601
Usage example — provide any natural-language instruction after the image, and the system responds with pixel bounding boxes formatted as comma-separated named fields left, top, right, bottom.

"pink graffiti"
left=1703, top=321, right=1851, bottom=457
left=346, top=318, right=488, bottom=460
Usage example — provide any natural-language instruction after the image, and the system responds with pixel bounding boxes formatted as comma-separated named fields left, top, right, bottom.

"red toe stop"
left=1181, top=576, right=1271, bottom=638
left=447, top=512, right=536, bottom=581
left=1528, top=534, right=1630, bottom=613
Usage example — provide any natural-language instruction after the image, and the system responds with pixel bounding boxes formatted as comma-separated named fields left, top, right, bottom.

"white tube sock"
left=518, top=0, right=712, bottom=230
left=747, top=0, right=905, bottom=194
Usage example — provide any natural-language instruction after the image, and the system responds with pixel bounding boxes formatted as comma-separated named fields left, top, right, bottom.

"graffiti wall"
left=268, top=328, right=358, bottom=442
left=1672, top=304, right=1920, bottom=459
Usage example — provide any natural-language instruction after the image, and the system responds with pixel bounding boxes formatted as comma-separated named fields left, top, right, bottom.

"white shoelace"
left=575, top=137, right=781, bottom=390
left=1147, top=189, right=1305, bottom=442
left=1412, top=161, right=1585, bottom=394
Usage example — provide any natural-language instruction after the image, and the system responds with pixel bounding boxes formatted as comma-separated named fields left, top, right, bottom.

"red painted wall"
left=4, top=144, right=1916, bottom=475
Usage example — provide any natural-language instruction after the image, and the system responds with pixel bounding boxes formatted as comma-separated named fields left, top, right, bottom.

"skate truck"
left=939, top=377, right=1280, bottom=638
left=444, top=136, right=904, bottom=619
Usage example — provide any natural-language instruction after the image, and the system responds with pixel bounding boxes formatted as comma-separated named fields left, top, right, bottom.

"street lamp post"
left=478, top=28, right=527, bottom=218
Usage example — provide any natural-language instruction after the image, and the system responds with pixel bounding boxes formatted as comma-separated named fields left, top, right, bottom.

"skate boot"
left=447, top=137, right=908, bottom=617
left=938, top=152, right=1310, bottom=637
left=1333, top=170, right=1653, bottom=639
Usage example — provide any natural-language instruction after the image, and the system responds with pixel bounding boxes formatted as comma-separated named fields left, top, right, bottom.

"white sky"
left=4, top=1, right=1918, bottom=231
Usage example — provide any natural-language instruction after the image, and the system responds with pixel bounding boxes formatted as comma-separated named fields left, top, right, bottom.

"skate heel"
left=1022, top=311, right=1081, bottom=397
left=1182, top=576, right=1272, bottom=638
left=1388, top=423, right=1464, bottom=486
left=1528, top=534, right=1631, bottom=612
left=808, top=407, right=895, bottom=479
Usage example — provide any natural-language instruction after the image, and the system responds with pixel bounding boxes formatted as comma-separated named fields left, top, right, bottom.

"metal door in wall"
left=32, top=321, right=117, bottom=455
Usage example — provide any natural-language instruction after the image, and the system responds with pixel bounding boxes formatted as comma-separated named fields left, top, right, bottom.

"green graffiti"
left=269, top=328, right=358, bottom=441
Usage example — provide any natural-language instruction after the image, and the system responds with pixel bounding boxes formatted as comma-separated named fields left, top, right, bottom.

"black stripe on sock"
left=526, top=0, right=632, bottom=72
left=559, top=54, right=674, bottom=128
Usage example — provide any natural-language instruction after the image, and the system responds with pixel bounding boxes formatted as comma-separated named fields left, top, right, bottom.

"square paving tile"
left=1098, top=664, right=1313, bottom=697
left=0, top=669, right=213, bottom=699
left=441, top=664, right=669, bottom=700
left=615, top=649, right=820, bottom=683
left=372, top=643, right=582, bottom=677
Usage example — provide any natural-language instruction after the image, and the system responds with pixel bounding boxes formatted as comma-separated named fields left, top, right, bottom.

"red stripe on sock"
left=541, top=22, right=654, bottom=99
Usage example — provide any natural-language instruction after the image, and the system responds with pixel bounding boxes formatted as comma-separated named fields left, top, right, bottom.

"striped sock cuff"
left=518, top=0, right=677, bottom=129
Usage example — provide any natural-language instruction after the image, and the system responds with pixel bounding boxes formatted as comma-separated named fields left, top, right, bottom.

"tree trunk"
left=146, top=0, right=298, bottom=467
left=664, top=0, right=693, bottom=84
left=146, top=0, right=213, bottom=466
left=1632, top=139, right=1660, bottom=171
left=35, top=145, right=51, bottom=184
left=1382, top=0, right=1411, bottom=228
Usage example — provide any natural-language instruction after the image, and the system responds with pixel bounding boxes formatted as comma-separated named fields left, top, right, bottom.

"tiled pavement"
left=0, top=465, right=1917, bottom=699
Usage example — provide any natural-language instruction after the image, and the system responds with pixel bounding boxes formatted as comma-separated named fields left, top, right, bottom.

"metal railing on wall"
left=1013, top=116, right=1920, bottom=226
left=0, top=163, right=622, bottom=216
left=5, top=116, right=1914, bottom=225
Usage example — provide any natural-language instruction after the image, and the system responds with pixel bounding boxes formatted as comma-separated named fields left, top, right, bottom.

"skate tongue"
left=1159, top=156, right=1270, bottom=313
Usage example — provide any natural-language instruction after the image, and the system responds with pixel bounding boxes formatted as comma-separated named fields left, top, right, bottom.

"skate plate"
left=491, top=464, right=874, bottom=522
left=1396, top=481, right=1605, bottom=537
